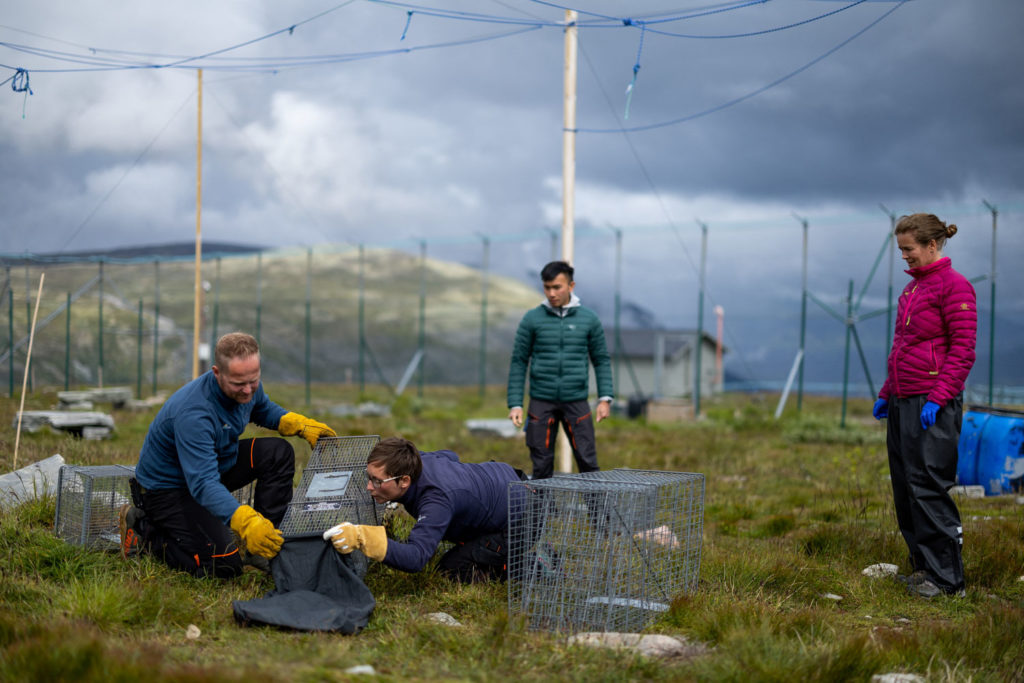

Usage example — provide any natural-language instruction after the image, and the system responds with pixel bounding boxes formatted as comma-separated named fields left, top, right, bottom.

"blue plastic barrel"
left=957, top=407, right=1024, bottom=495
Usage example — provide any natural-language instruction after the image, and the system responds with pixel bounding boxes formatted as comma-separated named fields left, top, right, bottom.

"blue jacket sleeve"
left=174, top=407, right=242, bottom=524
left=381, top=495, right=454, bottom=573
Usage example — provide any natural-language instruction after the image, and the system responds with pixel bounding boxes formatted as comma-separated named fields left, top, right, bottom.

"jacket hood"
left=541, top=292, right=581, bottom=312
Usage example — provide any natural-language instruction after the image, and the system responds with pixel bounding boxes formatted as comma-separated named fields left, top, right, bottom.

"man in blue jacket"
left=123, top=332, right=336, bottom=578
left=324, top=437, right=524, bottom=583
left=506, top=261, right=614, bottom=479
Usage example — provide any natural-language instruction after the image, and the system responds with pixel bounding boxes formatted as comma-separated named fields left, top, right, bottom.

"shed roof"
left=610, top=329, right=724, bottom=359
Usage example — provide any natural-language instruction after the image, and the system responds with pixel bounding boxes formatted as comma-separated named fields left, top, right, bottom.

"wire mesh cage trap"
left=278, top=435, right=383, bottom=540
left=54, top=464, right=136, bottom=550
left=231, top=481, right=255, bottom=506
left=507, top=469, right=705, bottom=633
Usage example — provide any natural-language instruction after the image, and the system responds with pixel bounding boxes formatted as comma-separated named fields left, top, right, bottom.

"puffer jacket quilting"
left=879, top=257, right=976, bottom=406
left=507, top=302, right=613, bottom=407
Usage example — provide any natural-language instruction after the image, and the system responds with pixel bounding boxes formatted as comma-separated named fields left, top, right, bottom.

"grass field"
left=2, top=386, right=1023, bottom=682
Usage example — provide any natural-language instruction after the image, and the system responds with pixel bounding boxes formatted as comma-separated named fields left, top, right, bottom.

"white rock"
left=186, top=624, right=201, bottom=640
left=465, top=418, right=521, bottom=439
left=871, top=674, right=925, bottom=683
left=426, top=612, right=463, bottom=627
left=862, top=563, right=899, bottom=578
left=344, top=665, right=376, bottom=675
left=949, top=485, right=985, bottom=499
left=568, top=632, right=705, bottom=659
left=821, top=593, right=844, bottom=601
left=1017, top=576, right=1024, bottom=583
left=81, top=426, right=113, bottom=440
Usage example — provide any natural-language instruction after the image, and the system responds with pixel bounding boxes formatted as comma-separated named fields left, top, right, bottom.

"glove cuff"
left=229, top=504, right=257, bottom=533
left=361, top=525, right=388, bottom=562
left=277, top=412, right=302, bottom=436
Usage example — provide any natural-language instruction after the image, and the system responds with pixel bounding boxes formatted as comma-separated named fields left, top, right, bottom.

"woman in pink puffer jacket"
left=873, top=213, right=977, bottom=598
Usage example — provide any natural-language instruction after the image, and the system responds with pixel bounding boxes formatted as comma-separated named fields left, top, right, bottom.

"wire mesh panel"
left=231, top=481, right=255, bottom=507
left=54, top=465, right=136, bottom=550
left=278, top=435, right=382, bottom=539
left=507, top=469, right=704, bottom=633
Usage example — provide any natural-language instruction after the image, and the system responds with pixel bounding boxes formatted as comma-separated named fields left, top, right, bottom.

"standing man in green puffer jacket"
left=507, top=261, right=614, bottom=479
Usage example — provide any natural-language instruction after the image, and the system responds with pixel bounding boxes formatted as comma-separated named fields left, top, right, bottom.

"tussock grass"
left=2, top=387, right=1023, bottom=681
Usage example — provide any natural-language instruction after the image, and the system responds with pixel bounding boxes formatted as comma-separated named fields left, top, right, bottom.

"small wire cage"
left=278, top=435, right=383, bottom=539
left=507, top=469, right=705, bottom=633
left=54, top=465, right=136, bottom=550
left=231, top=481, right=255, bottom=506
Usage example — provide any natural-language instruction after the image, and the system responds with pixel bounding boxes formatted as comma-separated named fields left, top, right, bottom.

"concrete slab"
left=57, top=387, right=132, bottom=409
left=15, top=411, right=115, bottom=436
left=0, top=454, right=65, bottom=510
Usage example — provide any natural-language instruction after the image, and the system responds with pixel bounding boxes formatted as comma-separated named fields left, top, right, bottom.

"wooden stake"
left=13, top=272, right=45, bottom=471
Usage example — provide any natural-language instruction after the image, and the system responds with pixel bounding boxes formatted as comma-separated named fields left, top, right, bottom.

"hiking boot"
left=233, top=531, right=272, bottom=574
left=118, top=504, right=143, bottom=559
left=896, top=570, right=929, bottom=586
left=907, top=578, right=964, bottom=599
left=533, top=542, right=562, bottom=581
left=906, top=578, right=942, bottom=598
left=241, top=551, right=271, bottom=575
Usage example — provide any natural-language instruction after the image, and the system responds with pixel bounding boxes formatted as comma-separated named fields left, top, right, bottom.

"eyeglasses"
left=366, top=471, right=402, bottom=489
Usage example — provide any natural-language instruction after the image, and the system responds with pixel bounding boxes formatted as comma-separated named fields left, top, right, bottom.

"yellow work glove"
left=322, top=522, right=388, bottom=562
left=230, top=505, right=284, bottom=559
left=278, top=411, right=337, bottom=448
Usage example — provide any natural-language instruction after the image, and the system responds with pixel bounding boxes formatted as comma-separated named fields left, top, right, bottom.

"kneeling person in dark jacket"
left=324, top=437, right=522, bottom=583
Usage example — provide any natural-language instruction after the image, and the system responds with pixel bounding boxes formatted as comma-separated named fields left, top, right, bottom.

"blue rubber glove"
left=920, top=401, right=940, bottom=430
left=872, top=399, right=888, bottom=420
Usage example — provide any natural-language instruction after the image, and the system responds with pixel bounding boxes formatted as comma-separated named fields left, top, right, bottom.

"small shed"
left=605, top=329, right=724, bottom=400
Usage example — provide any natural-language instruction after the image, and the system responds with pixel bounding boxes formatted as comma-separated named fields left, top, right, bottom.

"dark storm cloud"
left=569, top=2, right=1024, bottom=203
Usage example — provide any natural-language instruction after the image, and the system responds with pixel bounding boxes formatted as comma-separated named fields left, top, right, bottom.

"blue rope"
left=623, top=23, right=645, bottom=120
left=576, top=0, right=908, bottom=134
left=9, top=67, right=32, bottom=118
left=11, top=67, right=32, bottom=93
left=640, top=0, right=869, bottom=39
left=400, top=11, right=414, bottom=40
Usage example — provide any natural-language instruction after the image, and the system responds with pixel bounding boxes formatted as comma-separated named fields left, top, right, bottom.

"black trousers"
left=886, top=394, right=965, bottom=593
left=436, top=470, right=530, bottom=584
left=437, top=532, right=508, bottom=584
left=525, top=398, right=599, bottom=480
left=133, top=437, right=295, bottom=578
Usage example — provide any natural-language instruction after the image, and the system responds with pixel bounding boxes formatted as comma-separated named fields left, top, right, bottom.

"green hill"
left=2, top=247, right=542, bottom=393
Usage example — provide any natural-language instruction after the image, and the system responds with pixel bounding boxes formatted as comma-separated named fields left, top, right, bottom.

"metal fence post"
left=64, top=291, right=71, bottom=390
left=305, top=247, right=312, bottom=406
left=136, top=298, right=143, bottom=399
left=479, top=236, right=490, bottom=400
left=418, top=240, right=427, bottom=398
left=152, top=260, right=160, bottom=396
left=98, top=259, right=104, bottom=387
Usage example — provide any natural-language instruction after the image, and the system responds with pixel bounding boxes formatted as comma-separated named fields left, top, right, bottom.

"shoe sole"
left=119, top=504, right=140, bottom=559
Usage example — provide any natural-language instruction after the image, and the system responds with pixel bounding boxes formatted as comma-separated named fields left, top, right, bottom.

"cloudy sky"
left=2, top=1, right=1022, bottom=390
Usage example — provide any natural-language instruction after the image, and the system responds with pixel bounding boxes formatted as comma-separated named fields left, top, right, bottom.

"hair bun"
left=946, top=223, right=958, bottom=238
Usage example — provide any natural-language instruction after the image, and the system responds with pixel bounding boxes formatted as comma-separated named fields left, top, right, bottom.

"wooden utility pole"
left=556, top=10, right=579, bottom=474
left=192, top=68, right=203, bottom=379
left=561, top=10, right=578, bottom=266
